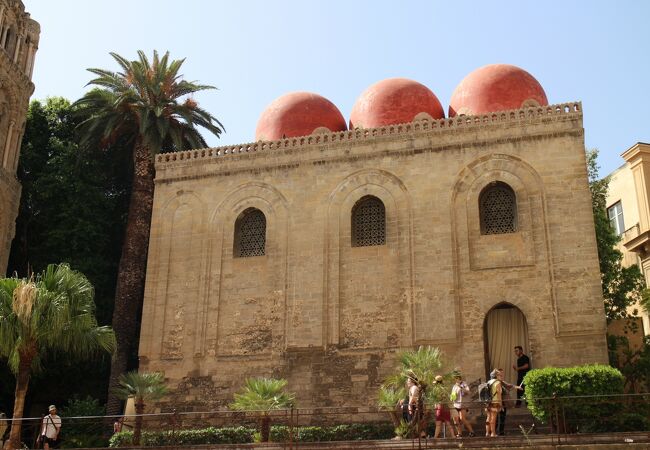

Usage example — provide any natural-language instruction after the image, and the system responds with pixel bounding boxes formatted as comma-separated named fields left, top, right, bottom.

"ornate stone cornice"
left=156, top=102, right=583, bottom=171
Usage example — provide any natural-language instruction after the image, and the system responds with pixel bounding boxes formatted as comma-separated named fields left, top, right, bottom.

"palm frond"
left=378, top=385, right=406, bottom=409
left=230, top=378, right=295, bottom=412
left=0, top=264, right=115, bottom=375
left=73, top=50, right=224, bottom=156
left=379, top=346, right=452, bottom=408
left=113, top=371, right=168, bottom=403
left=12, top=279, right=37, bottom=323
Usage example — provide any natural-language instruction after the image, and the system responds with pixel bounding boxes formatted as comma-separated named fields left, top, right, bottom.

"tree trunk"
left=133, top=400, right=144, bottom=446
left=5, top=352, right=33, bottom=450
left=106, top=141, right=155, bottom=417
left=260, top=415, right=271, bottom=442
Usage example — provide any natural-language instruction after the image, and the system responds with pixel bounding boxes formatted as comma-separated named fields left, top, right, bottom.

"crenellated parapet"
left=156, top=102, right=582, bottom=168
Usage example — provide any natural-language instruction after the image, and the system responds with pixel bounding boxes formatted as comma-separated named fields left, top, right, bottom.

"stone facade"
left=0, top=0, right=38, bottom=275
left=139, top=102, right=608, bottom=411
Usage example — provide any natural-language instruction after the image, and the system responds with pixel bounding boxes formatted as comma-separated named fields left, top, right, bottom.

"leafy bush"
left=271, top=423, right=393, bottom=442
left=109, top=427, right=254, bottom=447
left=109, top=423, right=394, bottom=447
left=60, top=396, right=108, bottom=448
left=524, top=364, right=624, bottom=432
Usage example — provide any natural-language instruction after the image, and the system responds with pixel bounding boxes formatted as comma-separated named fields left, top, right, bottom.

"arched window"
left=234, top=208, right=266, bottom=257
left=479, top=182, right=517, bottom=235
left=351, top=195, right=386, bottom=247
left=4, top=27, right=13, bottom=52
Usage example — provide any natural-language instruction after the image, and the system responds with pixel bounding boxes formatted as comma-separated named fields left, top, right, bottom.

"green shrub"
left=271, top=423, right=392, bottom=442
left=60, top=396, right=108, bottom=448
left=109, top=423, right=394, bottom=447
left=109, top=427, right=254, bottom=447
left=614, top=413, right=650, bottom=432
left=524, top=364, right=624, bottom=432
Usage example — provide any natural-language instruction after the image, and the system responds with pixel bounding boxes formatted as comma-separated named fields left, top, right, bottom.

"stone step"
left=94, top=432, right=650, bottom=449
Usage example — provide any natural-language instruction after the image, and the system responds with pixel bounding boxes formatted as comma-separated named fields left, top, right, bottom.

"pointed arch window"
left=4, top=27, right=13, bottom=53
left=351, top=195, right=386, bottom=247
left=234, top=208, right=266, bottom=257
left=479, top=182, right=517, bottom=235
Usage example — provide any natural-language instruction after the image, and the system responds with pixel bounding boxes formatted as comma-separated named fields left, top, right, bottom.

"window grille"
left=352, top=196, right=386, bottom=247
left=234, top=208, right=266, bottom=257
left=479, top=183, right=517, bottom=235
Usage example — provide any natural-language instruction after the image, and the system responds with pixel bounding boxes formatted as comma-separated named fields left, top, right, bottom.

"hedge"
left=109, top=427, right=253, bottom=447
left=270, top=424, right=394, bottom=442
left=109, top=423, right=394, bottom=447
left=523, top=364, right=626, bottom=432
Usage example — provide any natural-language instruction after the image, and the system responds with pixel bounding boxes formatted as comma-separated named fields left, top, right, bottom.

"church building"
left=138, top=64, right=608, bottom=409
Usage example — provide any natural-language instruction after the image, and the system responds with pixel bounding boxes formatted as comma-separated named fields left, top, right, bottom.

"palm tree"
left=73, top=50, right=224, bottom=415
left=379, top=346, right=449, bottom=437
left=230, top=378, right=295, bottom=442
left=0, top=263, right=116, bottom=450
left=378, top=385, right=406, bottom=427
left=113, top=371, right=168, bottom=445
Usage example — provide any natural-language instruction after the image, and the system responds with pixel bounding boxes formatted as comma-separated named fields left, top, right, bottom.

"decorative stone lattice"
left=235, top=208, right=266, bottom=257
left=480, top=184, right=517, bottom=235
left=352, top=196, right=385, bottom=247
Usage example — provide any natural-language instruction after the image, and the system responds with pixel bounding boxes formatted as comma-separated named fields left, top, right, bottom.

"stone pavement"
left=75, top=432, right=650, bottom=450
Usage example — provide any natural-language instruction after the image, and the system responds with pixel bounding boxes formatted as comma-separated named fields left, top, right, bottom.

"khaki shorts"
left=450, top=407, right=460, bottom=418
left=487, top=403, right=501, bottom=413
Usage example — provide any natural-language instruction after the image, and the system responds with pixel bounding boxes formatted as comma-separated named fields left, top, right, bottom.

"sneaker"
left=468, top=432, right=475, bottom=438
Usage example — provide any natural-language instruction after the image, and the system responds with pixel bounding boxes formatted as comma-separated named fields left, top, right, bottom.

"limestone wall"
left=139, top=103, right=608, bottom=411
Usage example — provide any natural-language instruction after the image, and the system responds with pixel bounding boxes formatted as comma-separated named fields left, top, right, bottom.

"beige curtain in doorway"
left=486, top=307, right=528, bottom=385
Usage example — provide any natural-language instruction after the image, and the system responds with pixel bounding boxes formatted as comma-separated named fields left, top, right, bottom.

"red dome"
left=449, top=64, right=548, bottom=117
left=349, top=78, right=445, bottom=129
left=255, top=92, right=347, bottom=141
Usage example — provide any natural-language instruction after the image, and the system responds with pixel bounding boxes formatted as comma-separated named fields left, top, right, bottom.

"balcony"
left=622, top=223, right=650, bottom=256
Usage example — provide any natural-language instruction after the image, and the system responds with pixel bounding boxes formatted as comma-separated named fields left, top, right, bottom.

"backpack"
left=478, top=379, right=495, bottom=404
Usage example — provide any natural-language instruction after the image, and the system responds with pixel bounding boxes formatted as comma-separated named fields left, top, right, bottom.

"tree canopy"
left=2, top=97, right=130, bottom=415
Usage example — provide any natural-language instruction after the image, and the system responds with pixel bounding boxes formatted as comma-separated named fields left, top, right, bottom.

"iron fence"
left=0, top=393, right=649, bottom=449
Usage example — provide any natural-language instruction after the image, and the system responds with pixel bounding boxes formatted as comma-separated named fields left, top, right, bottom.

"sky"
left=25, top=0, right=650, bottom=176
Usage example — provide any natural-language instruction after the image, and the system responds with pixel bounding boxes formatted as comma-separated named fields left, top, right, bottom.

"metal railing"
left=0, top=393, right=649, bottom=449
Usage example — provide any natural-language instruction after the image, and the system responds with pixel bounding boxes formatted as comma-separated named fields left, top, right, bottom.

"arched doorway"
left=484, top=303, right=529, bottom=384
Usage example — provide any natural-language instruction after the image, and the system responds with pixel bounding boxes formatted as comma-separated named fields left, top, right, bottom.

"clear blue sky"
left=27, top=0, right=650, bottom=175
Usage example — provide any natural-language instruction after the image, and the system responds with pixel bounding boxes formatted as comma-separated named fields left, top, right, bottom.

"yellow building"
left=606, top=142, right=650, bottom=336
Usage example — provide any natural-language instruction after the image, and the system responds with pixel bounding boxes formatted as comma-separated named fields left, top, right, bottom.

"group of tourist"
left=402, top=345, right=531, bottom=439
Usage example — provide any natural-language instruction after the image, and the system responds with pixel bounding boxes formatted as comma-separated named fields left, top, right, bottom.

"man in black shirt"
left=513, top=346, right=530, bottom=407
